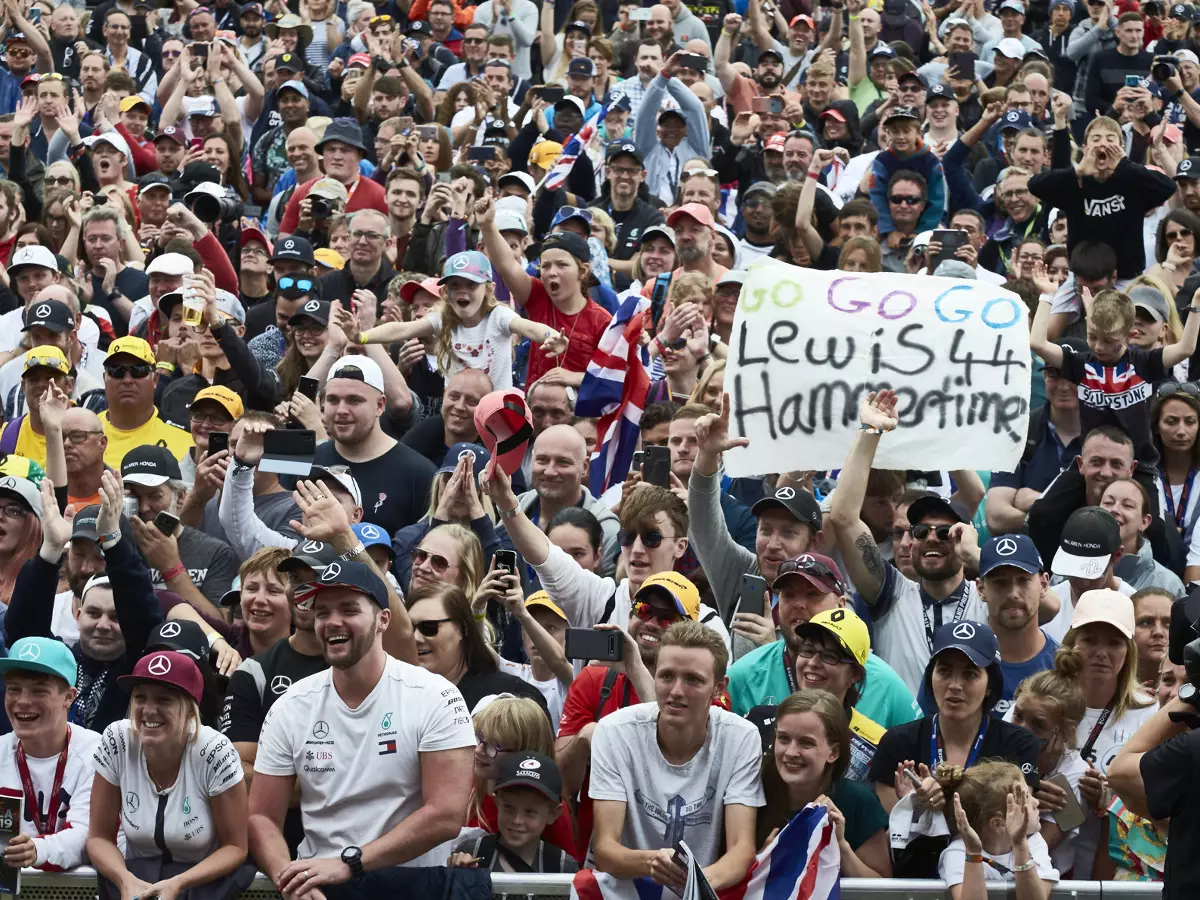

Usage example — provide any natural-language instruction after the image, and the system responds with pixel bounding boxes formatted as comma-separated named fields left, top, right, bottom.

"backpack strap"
left=473, top=833, right=500, bottom=870
left=594, top=668, right=620, bottom=721
left=599, top=587, right=618, bottom=625
left=539, top=842, right=565, bottom=873
left=0, top=415, right=25, bottom=457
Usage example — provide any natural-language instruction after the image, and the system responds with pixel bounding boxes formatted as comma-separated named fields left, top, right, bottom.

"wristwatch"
left=341, top=846, right=364, bottom=877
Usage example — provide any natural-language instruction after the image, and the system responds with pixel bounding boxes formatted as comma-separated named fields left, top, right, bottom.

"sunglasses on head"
left=105, top=363, right=152, bottom=380
left=415, top=617, right=452, bottom=637
left=1158, top=381, right=1200, bottom=398
left=278, top=276, right=315, bottom=292
left=777, top=557, right=846, bottom=594
left=910, top=523, right=953, bottom=541
left=618, top=528, right=670, bottom=548
left=413, top=547, right=452, bottom=573
left=632, top=600, right=682, bottom=628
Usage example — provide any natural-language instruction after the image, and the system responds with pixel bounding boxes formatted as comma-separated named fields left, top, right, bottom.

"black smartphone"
left=566, top=628, right=624, bottom=662
left=297, top=376, right=320, bottom=401
left=92, top=194, right=107, bottom=206
left=649, top=272, right=672, bottom=332
left=154, top=511, right=180, bottom=536
left=207, top=431, right=229, bottom=456
left=28, top=8, right=40, bottom=24
left=467, top=145, right=497, bottom=162
left=930, top=228, right=969, bottom=272
left=631, top=450, right=645, bottom=471
left=494, top=549, right=518, bottom=575
left=260, top=428, right=316, bottom=476
left=679, top=52, right=708, bottom=71
left=534, top=85, right=566, bottom=103
left=948, top=51, right=975, bottom=79
left=193, top=41, right=209, bottom=61
left=740, top=574, right=768, bottom=618
left=641, top=445, right=671, bottom=488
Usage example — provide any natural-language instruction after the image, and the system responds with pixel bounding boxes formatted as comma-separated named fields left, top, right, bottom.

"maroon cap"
left=154, top=126, right=185, bottom=146
left=771, top=553, right=846, bottom=595
left=118, top=650, right=204, bottom=705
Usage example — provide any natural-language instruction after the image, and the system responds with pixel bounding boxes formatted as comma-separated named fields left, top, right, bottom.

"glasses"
left=63, top=429, right=103, bottom=445
left=1158, top=381, right=1200, bottom=398
left=796, top=640, right=855, bottom=666
left=351, top=229, right=385, bottom=242
left=0, top=503, right=26, bottom=520
left=889, top=194, right=922, bottom=205
left=1000, top=188, right=1031, bottom=201
left=1016, top=251, right=1043, bottom=262
left=463, top=37, right=486, bottom=44
left=743, top=198, right=767, bottom=209
left=7, top=47, right=32, bottom=58
left=278, top=276, right=315, bottom=292
left=190, top=410, right=233, bottom=426
left=162, top=49, right=182, bottom=58
left=1166, top=228, right=1194, bottom=242
left=104, top=363, right=152, bottom=380
left=415, top=617, right=453, bottom=637
left=474, top=733, right=516, bottom=758
left=609, top=165, right=641, bottom=177
left=910, top=523, right=953, bottom=541
left=45, top=176, right=73, bottom=187
left=632, top=600, right=683, bottom=628
left=776, top=557, right=846, bottom=594
left=618, top=528, right=674, bottom=548
left=242, top=246, right=268, bottom=258
left=413, top=547, right=452, bottom=573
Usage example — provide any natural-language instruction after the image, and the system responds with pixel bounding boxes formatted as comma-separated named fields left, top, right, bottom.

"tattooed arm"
left=828, top=391, right=899, bottom=606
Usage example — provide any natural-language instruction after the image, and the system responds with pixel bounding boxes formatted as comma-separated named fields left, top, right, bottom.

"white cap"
left=495, top=195, right=528, bottom=217
left=556, top=95, right=586, bottom=115
left=0, top=476, right=41, bottom=517
left=495, top=209, right=528, bottom=234
left=145, top=253, right=193, bottom=277
left=328, top=354, right=385, bottom=393
left=310, top=465, right=363, bottom=508
left=185, top=181, right=226, bottom=202
left=83, top=131, right=131, bottom=158
left=183, top=95, right=218, bottom=118
left=716, top=270, right=746, bottom=288
left=912, top=230, right=934, bottom=249
left=497, top=171, right=536, bottom=196
left=7, top=244, right=57, bottom=274
left=1176, top=49, right=1200, bottom=65
left=995, top=37, right=1026, bottom=59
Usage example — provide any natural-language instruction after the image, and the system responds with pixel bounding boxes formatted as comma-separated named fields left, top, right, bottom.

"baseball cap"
left=934, top=259, right=977, bottom=280
left=328, top=355, right=385, bottom=393
left=271, top=235, right=316, bottom=264
left=906, top=494, right=969, bottom=525
left=22, top=346, right=70, bottom=377
left=1070, top=588, right=1135, bottom=639
left=495, top=209, right=529, bottom=235
left=474, top=390, right=533, bottom=476
left=550, top=206, right=593, bottom=230
left=716, top=270, right=746, bottom=289
left=108, top=336, right=156, bottom=367
left=790, top=13, right=815, bottom=27
left=280, top=539, right=340, bottom=574
left=83, top=131, right=131, bottom=158
left=0, top=637, right=78, bottom=687
left=606, top=140, right=642, bottom=165
left=192, top=385, right=244, bottom=419
left=213, top=289, right=246, bottom=325
left=883, top=105, right=921, bottom=124
left=567, top=57, right=596, bottom=78
left=71, top=504, right=100, bottom=541
left=1176, top=48, right=1200, bottom=65
left=145, top=252, right=193, bottom=277
left=868, top=44, right=896, bottom=60
left=118, top=650, right=205, bottom=704
left=493, top=751, right=563, bottom=803
left=146, top=618, right=210, bottom=660
left=1131, top=284, right=1171, bottom=322
left=764, top=132, right=787, bottom=153
left=184, top=96, right=218, bottom=119
left=795, top=607, right=870, bottom=666
left=288, top=298, right=330, bottom=327
left=122, top=445, right=183, bottom=487
left=315, top=248, right=345, bottom=270
left=352, top=523, right=394, bottom=559
left=641, top=225, right=675, bottom=246
left=978, top=534, right=1043, bottom=577
left=279, top=79, right=309, bottom=100
left=1176, top=157, right=1200, bottom=180
left=772, top=553, right=846, bottom=595
left=819, top=107, right=847, bottom=124
left=399, top=277, right=442, bottom=304
left=555, top=95, right=587, bottom=116
left=999, top=0, right=1026, bottom=11
left=1171, top=2, right=1193, bottom=18
left=440, top=250, right=493, bottom=285
left=497, top=171, right=537, bottom=195
left=295, top=560, right=389, bottom=611
left=0, top=475, right=40, bottom=517
left=22, top=300, right=72, bottom=334
left=758, top=47, right=783, bottom=64
left=744, top=181, right=778, bottom=201
left=437, top=442, right=491, bottom=479
left=667, top=202, right=716, bottom=229
left=634, top=571, right=700, bottom=620
left=525, top=590, right=567, bottom=621
left=120, top=95, right=151, bottom=115
left=1053, top=507, right=1121, bottom=579
left=241, top=226, right=272, bottom=254
left=154, top=126, right=186, bottom=147
left=347, top=52, right=372, bottom=69
left=529, top=140, right=563, bottom=169
left=927, top=83, right=953, bottom=102
left=751, top=485, right=823, bottom=530
left=8, top=244, right=58, bottom=276
left=542, top=231, right=590, bottom=261
left=925, top=620, right=1004, bottom=709
left=310, top=177, right=349, bottom=202
left=1000, top=109, right=1033, bottom=132
left=995, top=37, right=1027, bottom=59
left=406, top=18, right=431, bottom=34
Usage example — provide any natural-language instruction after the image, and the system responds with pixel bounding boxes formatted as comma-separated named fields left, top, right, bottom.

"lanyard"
left=783, top=648, right=798, bottom=693
left=920, top=580, right=972, bottom=654
left=16, top=727, right=71, bottom=837
left=930, top=713, right=988, bottom=769
left=1080, top=699, right=1115, bottom=763
left=1160, top=468, right=1197, bottom=531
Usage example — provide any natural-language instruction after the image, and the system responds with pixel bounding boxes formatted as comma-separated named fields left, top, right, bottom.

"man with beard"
left=980, top=168, right=1051, bottom=276
left=400, top=369, right=492, bottom=468
left=238, top=3, right=267, bottom=70
left=433, top=22, right=491, bottom=97
left=643, top=4, right=680, bottom=62
left=384, top=168, right=422, bottom=263
left=737, top=181, right=777, bottom=264
left=830, top=390, right=989, bottom=694
left=251, top=79, right=311, bottom=204
left=715, top=17, right=795, bottom=115
left=1172, top=155, right=1200, bottom=214
left=590, top=142, right=664, bottom=274
left=5, top=475, right=164, bottom=732
left=665, top=203, right=724, bottom=282
left=971, top=535, right=1058, bottom=717
left=248, top=560, right=475, bottom=886
left=612, top=40, right=665, bottom=130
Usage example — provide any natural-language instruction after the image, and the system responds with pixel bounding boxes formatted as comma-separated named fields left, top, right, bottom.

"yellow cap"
left=635, top=571, right=700, bottom=621
left=192, top=385, right=244, bottom=419
left=530, top=140, right=563, bottom=169
left=525, top=590, right=566, bottom=620
left=0, top=454, right=44, bottom=486
left=797, top=608, right=870, bottom=667
left=314, top=248, right=345, bottom=270
left=108, top=336, right=155, bottom=366
left=22, top=345, right=69, bottom=376
left=119, top=95, right=151, bottom=114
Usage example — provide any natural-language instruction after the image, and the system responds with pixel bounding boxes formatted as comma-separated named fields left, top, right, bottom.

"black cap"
left=542, top=231, right=591, bottom=262
left=493, top=751, right=563, bottom=803
left=1053, top=506, right=1122, bottom=578
left=567, top=57, right=596, bottom=78
left=927, top=82, right=953, bottom=101
left=288, top=298, right=330, bottom=326
left=276, top=51, right=302, bottom=72
left=146, top=619, right=209, bottom=663
left=180, top=160, right=221, bottom=189
left=1176, top=156, right=1200, bottom=180
left=906, top=493, right=969, bottom=525
left=607, top=93, right=632, bottom=113
left=295, top=560, right=389, bottom=610
left=121, top=445, right=183, bottom=488
left=883, top=105, right=921, bottom=124
left=279, top=539, right=340, bottom=574
left=1171, top=2, right=1193, bottom=18
left=271, top=235, right=316, bottom=265
left=751, top=486, right=822, bottom=530
left=605, top=139, right=642, bottom=164
left=758, top=48, right=783, bottom=63
left=22, top=299, right=72, bottom=334
left=72, top=503, right=101, bottom=541
left=406, top=18, right=431, bottom=34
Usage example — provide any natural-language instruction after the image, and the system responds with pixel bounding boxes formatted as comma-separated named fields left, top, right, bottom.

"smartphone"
left=679, top=52, right=708, bottom=71
left=930, top=228, right=968, bottom=272
left=903, top=766, right=923, bottom=789
left=92, top=193, right=107, bottom=206
left=122, top=495, right=139, bottom=520
left=1047, top=773, right=1087, bottom=832
left=1125, top=73, right=1142, bottom=88
left=629, top=7, right=653, bottom=19
left=751, top=96, right=772, bottom=113
left=948, top=51, right=976, bottom=79
left=154, top=511, right=181, bottom=536
left=494, top=549, right=518, bottom=575
left=467, top=145, right=497, bottom=161
left=28, top=8, right=40, bottom=24
left=297, top=376, right=320, bottom=401
left=566, top=628, right=624, bottom=662
left=768, top=96, right=784, bottom=115
left=418, top=125, right=437, bottom=140
left=188, top=137, right=204, bottom=152
left=259, top=428, right=316, bottom=476
left=739, top=574, right=768, bottom=618
left=193, top=41, right=209, bottom=61
left=534, top=85, right=566, bottom=103
left=207, top=431, right=229, bottom=456
left=641, top=445, right=671, bottom=488
left=396, top=115, right=414, bottom=136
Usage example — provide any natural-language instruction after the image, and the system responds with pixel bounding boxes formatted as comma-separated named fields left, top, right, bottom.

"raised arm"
left=1164, top=297, right=1200, bottom=367
left=847, top=0, right=867, bottom=88
left=714, top=15, right=740, bottom=92
left=477, top=194, right=534, bottom=306
left=540, top=0, right=557, bottom=67
left=1029, top=287, right=1064, bottom=368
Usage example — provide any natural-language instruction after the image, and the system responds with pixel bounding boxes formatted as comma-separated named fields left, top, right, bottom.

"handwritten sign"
left=723, top=261, right=1031, bottom=477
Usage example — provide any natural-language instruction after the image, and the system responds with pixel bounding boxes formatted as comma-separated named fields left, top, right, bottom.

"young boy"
left=449, top=752, right=578, bottom=874
left=867, top=105, right=946, bottom=243
left=1030, top=286, right=1200, bottom=471
left=495, top=589, right=574, bottom=732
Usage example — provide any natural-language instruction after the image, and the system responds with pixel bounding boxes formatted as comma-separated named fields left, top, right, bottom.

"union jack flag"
left=545, top=106, right=608, bottom=192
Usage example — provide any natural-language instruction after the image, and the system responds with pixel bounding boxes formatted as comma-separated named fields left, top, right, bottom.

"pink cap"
left=241, top=226, right=272, bottom=255
left=118, top=650, right=205, bottom=705
left=348, top=52, right=372, bottom=69
left=790, top=14, right=814, bottom=28
left=764, top=131, right=787, bottom=152
left=474, top=390, right=534, bottom=476
left=1070, top=589, right=1135, bottom=639
left=399, top=277, right=442, bottom=304
left=666, top=202, right=715, bottom=229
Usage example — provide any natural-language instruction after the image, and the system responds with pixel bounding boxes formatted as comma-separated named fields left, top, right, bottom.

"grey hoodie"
left=1066, top=16, right=1118, bottom=118
left=1115, top=537, right=1185, bottom=596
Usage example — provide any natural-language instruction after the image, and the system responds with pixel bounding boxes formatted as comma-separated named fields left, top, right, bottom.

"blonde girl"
left=359, top=250, right=567, bottom=389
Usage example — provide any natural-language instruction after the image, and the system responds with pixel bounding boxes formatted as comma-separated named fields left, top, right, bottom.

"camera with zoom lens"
left=187, top=188, right=243, bottom=224
left=1168, top=590, right=1200, bottom=723
left=1153, top=55, right=1180, bottom=82
left=311, top=197, right=333, bottom=220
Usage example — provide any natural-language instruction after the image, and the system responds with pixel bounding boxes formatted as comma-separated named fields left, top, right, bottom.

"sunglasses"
left=632, top=600, right=682, bottom=628
left=370, top=14, right=394, bottom=23
left=618, top=528, right=672, bottom=548
left=413, top=547, right=452, bottom=573
left=776, top=557, right=846, bottom=594
left=278, top=276, right=315, bottom=292
left=45, top=175, right=73, bottom=187
left=463, top=37, right=486, bottom=44
left=415, top=617, right=453, bottom=637
left=889, top=194, right=922, bottom=205
left=680, top=168, right=719, bottom=180
left=1166, top=228, right=1193, bottom=242
left=795, top=640, right=855, bottom=667
left=910, top=523, right=954, bottom=541
left=1159, top=381, right=1200, bottom=398
left=104, top=363, right=152, bottom=380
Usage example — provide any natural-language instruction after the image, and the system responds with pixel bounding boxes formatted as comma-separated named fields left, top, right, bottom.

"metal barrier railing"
left=10, top=869, right=1167, bottom=899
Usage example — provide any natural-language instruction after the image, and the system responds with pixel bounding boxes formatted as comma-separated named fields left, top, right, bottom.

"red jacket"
left=115, top=122, right=158, bottom=176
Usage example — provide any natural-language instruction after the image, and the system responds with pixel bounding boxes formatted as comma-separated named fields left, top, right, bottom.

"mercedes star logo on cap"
left=952, top=623, right=977, bottom=640
left=284, top=239, right=295, bottom=249
left=159, top=621, right=182, bottom=639
left=996, top=538, right=1018, bottom=556
left=304, top=300, right=320, bottom=311
left=18, top=644, right=40, bottom=661
left=147, top=654, right=172, bottom=676
left=322, top=563, right=342, bottom=581
left=360, top=525, right=380, bottom=539
left=34, top=304, right=50, bottom=318
left=301, top=540, right=325, bottom=554
left=775, top=486, right=796, bottom=500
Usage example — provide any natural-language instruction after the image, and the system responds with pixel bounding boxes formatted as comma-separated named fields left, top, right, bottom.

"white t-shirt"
left=498, top=659, right=567, bottom=732
left=92, top=721, right=243, bottom=863
left=254, top=655, right=475, bottom=866
left=1041, top=749, right=1088, bottom=875
left=425, top=305, right=519, bottom=389
left=939, top=833, right=1058, bottom=884
left=1043, top=579, right=1137, bottom=644
left=51, top=590, right=79, bottom=646
left=0, top=726, right=102, bottom=870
